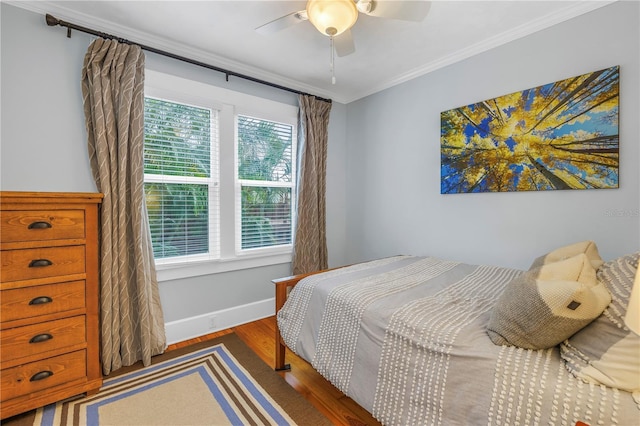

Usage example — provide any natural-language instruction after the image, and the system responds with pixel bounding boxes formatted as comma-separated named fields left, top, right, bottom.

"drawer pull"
left=30, top=370, right=53, bottom=382
left=29, top=296, right=53, bottom=305
left=29, top=259, right=53, bottom=268
left=29, top=333, right=53, bottom=344
left=28, top=221, right=53, bottom=229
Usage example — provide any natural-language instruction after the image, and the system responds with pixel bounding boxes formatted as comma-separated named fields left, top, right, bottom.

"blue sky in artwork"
left=550, top=109, right=618, bottom=138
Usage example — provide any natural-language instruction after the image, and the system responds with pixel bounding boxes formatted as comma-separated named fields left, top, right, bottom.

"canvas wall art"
left=440, top=66, right=619, bottom=194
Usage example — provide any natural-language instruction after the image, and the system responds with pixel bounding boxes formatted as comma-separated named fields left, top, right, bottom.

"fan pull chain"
left=330, top=36, right=336, bottom=85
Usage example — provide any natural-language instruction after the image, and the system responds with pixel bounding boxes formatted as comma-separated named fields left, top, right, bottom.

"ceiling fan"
left=256, top=0, right=431, bottom=57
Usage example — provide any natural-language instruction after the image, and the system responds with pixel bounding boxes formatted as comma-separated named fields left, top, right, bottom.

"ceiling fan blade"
left=334, top=30, right=355, bottom=57
left=366, top=0, right=431, bottom=22
left=255, top=10, right=307, bottom=35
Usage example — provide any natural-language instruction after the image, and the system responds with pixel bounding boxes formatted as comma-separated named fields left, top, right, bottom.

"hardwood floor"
left=167, top=316, right=382, bottom=426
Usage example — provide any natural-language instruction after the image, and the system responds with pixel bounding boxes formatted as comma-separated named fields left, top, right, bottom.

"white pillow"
left=530, top=240, right=604, bottom=270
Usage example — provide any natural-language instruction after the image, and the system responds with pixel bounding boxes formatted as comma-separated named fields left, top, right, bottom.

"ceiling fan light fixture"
left=306, top=0, right=358, bottom=37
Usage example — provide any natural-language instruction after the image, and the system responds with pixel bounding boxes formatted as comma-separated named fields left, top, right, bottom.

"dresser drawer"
left=0, top=350, right=87, bottom=401
left=0, top=246, right=85, bottom=282
left=1, top=281, right=86, bottom=323
left=0, top=316, right=86, bottom=364
left=0, top=210, right=85, bottom=243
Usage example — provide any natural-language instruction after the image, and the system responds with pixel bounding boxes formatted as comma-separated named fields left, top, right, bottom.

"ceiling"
left=14, top=1, right=614, bottom=103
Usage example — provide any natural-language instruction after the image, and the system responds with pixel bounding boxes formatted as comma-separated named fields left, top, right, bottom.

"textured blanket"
left=277, top=256, right=639, bottom=425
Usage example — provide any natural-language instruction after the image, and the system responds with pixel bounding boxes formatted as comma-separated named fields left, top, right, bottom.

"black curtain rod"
left=45, top=13, right=332, bottom=104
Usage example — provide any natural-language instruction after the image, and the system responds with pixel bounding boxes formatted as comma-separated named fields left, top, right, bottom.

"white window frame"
left=143, top=96, right=220, bottom=265
left=144, top=70, right=298, bottom=281
left=235, top=114, right=297, bottom=256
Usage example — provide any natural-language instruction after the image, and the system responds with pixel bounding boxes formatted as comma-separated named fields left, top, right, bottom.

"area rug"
left=10, top=333, right=330, bottom=426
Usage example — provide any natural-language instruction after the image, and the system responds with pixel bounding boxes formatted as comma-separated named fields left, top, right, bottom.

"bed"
left=274, top=245, right=640, bottom=425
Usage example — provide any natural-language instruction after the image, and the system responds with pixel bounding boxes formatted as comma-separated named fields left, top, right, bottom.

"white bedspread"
left=277, top=255, right=639, bottom=425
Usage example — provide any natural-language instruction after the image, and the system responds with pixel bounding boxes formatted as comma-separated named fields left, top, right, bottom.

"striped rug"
left=15, top=334, right=330, bottom=426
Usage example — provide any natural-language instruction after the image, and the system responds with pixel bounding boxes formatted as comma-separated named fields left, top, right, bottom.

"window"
left=144, top=97, right=219, bottom=261
left=237, top=115, right=294, bottom=251
left=143, top=71, right=297, bottom=280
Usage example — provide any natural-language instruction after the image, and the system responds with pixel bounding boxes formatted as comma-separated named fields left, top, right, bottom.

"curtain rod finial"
left=45, top=14, right=60, bottom=27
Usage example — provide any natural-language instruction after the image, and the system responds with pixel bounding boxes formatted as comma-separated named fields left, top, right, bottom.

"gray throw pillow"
left=487, top=253, right=611, bottom=349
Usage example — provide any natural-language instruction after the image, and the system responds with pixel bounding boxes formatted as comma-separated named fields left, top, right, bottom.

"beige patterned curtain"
left=292, top=95, right=332, bottom=274
left=82, top=38, right=166, bottom=375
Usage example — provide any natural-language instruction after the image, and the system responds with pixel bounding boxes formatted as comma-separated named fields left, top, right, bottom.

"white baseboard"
left=164, top=297, right=275, bottom=345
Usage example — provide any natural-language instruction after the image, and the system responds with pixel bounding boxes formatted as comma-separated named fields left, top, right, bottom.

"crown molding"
left=7, top=0, right=336, bottom=102
left=341, top=0, right=618, bottom=103
left=6, top=0, right=618, bottom=105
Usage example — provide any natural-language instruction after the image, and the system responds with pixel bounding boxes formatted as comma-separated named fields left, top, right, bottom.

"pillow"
left=560, top=252, right=640, bottom=399
left=487, top=253, right=611, bottom=349
left=529, top=240, right=604, bottom=270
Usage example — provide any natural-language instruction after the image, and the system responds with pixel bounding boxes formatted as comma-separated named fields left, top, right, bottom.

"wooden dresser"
left=0, top=191, right=103, bottom=419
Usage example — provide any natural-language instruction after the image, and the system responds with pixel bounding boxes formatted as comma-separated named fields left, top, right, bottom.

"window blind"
left=237, top=115, right=294, bottom=250
left=144, top=97, right=219, bottom=260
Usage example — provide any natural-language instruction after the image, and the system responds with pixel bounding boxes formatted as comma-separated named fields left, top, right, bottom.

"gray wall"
left=0, top=3, right=348, bottom=323
left=344, top=1, right=640, bottom=269
left=1, top=4, right=95, bottom=192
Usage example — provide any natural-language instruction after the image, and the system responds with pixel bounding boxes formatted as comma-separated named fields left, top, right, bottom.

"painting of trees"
left=440, top=66, right=619, bottom=193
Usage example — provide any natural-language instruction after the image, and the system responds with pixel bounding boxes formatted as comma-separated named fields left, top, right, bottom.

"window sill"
left=155, top=252, right=292, bottom=282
